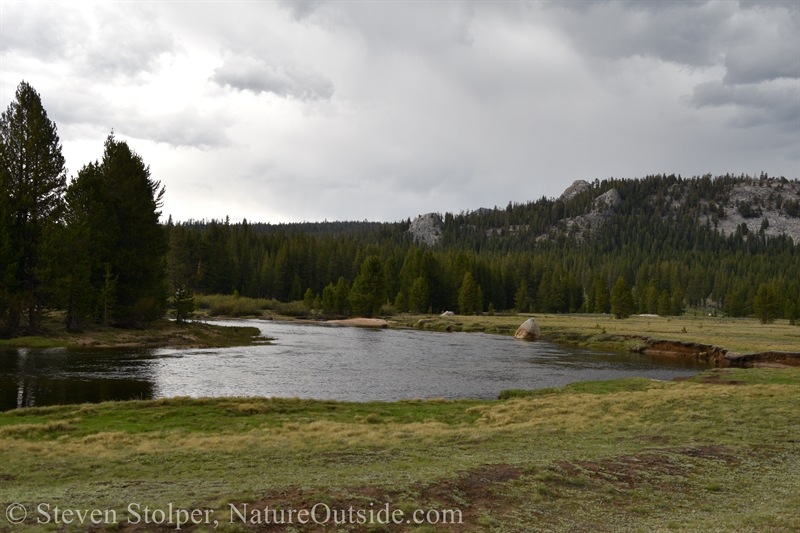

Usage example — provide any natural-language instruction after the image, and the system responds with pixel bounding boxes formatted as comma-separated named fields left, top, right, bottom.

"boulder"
left=514, top=318, right=541, bottom=341
left=440, top=311, right=454, bottom=316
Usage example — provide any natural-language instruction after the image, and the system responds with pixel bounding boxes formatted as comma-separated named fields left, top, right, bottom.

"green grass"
left=1, top=368, right=799, bottom=531
left=0, top=336, right=65, bottom=348
left=499, top=377, right=658, bottom=399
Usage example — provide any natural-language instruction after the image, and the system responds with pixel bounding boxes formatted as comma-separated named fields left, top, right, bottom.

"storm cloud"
left=1, top=1, right=797, bottom=223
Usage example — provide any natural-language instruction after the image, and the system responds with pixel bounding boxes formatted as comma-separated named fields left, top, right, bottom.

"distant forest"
left=2, top=80, right=799, bottom=337
left=166, top=174, right=800, bottom=323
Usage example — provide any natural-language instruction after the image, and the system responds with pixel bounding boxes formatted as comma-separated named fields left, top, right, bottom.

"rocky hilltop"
left=559, top=179, right=592, bottom=201
left=404, top=175, right=799, bottom=248
left=546, top=176, right=800, bottom=244
left=408, top=212, right=444, bottom=246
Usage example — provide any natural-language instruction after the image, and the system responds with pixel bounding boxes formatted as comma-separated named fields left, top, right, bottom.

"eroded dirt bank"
left=630, top=336, right=800, bottom=367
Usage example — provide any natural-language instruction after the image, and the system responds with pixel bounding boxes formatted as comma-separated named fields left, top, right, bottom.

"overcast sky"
left=2, top=1, right=798, bottom=223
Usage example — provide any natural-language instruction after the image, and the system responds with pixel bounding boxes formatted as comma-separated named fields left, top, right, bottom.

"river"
left=0, top=319, right=705, bottom=410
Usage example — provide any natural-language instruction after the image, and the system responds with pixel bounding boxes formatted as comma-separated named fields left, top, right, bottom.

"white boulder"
left=514, top=318, right=541, bottom=341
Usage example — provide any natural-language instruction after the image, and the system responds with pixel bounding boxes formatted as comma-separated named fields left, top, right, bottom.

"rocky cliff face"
left=408, top=213, right=444, bottom=246
left=711, top=182, right=800, bottom=242
left=549, top=178, right=800, bottom=244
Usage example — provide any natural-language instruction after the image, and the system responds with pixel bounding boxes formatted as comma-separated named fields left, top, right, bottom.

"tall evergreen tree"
left=408, top=276, right=430, bottom=313
left=0, top=81, right=66, bottom=334
left=753, top=283, right=780, bottom=324
left=66, top=135, right=167, bottom=326
left=514, top=280, right=531, bottom=312
left=610, top=276, right=634, bottom=319
left=458, top=272, right=483, bottom=315
left=349, top=256, right=386, bottom=317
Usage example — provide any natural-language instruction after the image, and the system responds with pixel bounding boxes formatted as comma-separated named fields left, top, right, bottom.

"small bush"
left=208, top=296, right=261, bottom=317
left=380, top=304, right=397, bottom=316
left=277, top=301, right=310, bottom=317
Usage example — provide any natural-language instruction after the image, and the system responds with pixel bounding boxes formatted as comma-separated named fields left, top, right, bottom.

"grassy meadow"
left=1, top=367, right=799, bottom=532
left=392, top=312, right=800, bottom=355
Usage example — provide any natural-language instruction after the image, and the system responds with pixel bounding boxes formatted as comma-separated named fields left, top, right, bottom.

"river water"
left=0, top=319, right=705, bottom=410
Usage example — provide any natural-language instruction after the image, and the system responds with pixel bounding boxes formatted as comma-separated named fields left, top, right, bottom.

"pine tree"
left=753, top=283, right=780, bottom=324
left=97, top=264, right=117, bottom=326
left=458, top=272, right=483, bottom=315
left=670, top=285, right=686, bottom=316
left=303, top=287, right=314, bottom=309
left=657, top=290, right=671, bottom=316
left=514, top=280, right=530, bottom=312
left=66, top=135, right=167, bottom=326
left=0, top=81, right=66, bottom=333
left=408, top=276, right=430, bottom=313
left=349, top=256, right=386, bottom=317
left=173, top=284, right=195, bottom=324
left=610, top=276, right=634, bottom=319
left=322, top=282, right=336, bottom=315
left=333, top=277, right=350, bottom=316
left=393, top=291, right=408, bottom=312
left=593, top=278, right=610, bottom=314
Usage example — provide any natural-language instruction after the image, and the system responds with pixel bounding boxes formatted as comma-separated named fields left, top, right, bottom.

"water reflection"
left=0, top=320, right=705, bottom=410
left=1, top=346, right=157, bottom=409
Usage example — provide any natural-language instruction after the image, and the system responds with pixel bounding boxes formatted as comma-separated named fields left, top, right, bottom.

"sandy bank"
left=325, top=318, right=389, bottom=328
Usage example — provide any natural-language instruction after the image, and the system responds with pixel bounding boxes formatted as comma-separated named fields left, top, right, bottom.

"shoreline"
left=0, top=319, right=262, bottom=349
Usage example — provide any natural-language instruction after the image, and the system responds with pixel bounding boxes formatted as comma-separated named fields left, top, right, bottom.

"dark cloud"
left=211, top=56, right=333, bottom=100
left=550, top=1, right=798, bottom=83
left=687, top=80, right=799, bottom=130
left=723, top=34, right=799, bottom=84
left=277, top=0, right=325, bottom=21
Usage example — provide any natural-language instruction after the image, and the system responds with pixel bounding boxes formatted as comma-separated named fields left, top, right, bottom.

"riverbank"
left=393, top=312, right=800, bottom=361
left=1, top=367, right=798, bottom=531
left=0, top=319, right=262, bottom=349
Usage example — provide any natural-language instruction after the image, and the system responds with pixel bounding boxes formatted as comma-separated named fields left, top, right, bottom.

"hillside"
left=409, top=174, right=800, bottom=249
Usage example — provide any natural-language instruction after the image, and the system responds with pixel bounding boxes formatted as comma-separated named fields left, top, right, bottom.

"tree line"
left=2, top=81, right=798, bottom=337
left=165, top=215, right=799, bottom=324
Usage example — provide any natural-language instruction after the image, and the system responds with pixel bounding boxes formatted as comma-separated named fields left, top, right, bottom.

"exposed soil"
left=108, top=446, right=750, bottom=533
left=629, top=335, right=800, bottom=368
